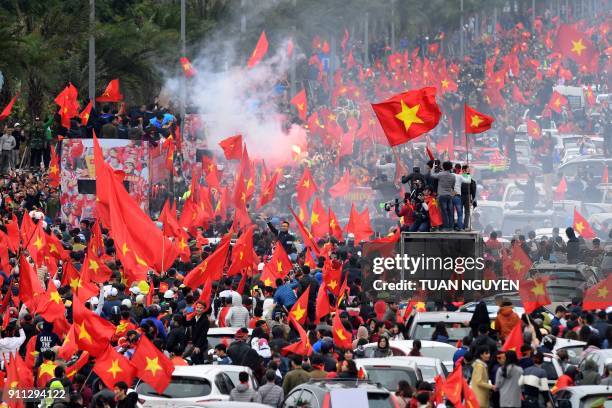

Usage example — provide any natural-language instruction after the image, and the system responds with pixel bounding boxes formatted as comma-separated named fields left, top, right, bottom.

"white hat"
left=121, top=299, right=132, bottom=308
left=164, top=290, right=175, bottom=299
left=89, top=296, right=99, bottom=305
left=135, top=294, right=145, bottom=304
left=129, top=286, right=141, bottom=295
left=109, top=287, right=118, bottom=297
left=52, top=279, right=61, bottom=288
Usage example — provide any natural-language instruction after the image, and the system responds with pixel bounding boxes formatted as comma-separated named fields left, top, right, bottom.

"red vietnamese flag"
left=573, top=208, right=596, bottom=239
left=441, top=364, right=463, bottom=408
left=465, top=104, right=494, bottom=134
left=219, top=134, right=243, bottom=160
left=322, top=259, right=343, bottom=297
left=582, top=275, right=612, bottom=311
left=37, top=359, right=58, bottom=387
left=93, top=345, right=136, bottom=388
left=247, top=31, right=269, bottom=68
left=54, top=84, right=79, bottom=129
left=226, top=225, right=256, bottom=277
left=548, top=91, right=568, bottom=113
left=5, top=214, right=19, bottom=252
left=332, top=311, right=353, bottom=350
left=96, top=79, right=124, bottom=102
left=197, top=275, right=214, bottom=312
left=296, top=167, right=317, bottom=206
left=315, top=284, right=331, bottom=323
left=65, top=351, right=90, bottom=380
left=57, top=325, right=78, bottom=362
left=328, top=208, right=343, bottom=240
left=72, top=293, right=117, bottom=357
left=462, top=376, right=480, bottom=408
left=0, top=94, right=18, bottom=121
left=4, top=353, right=34, bottom=405
left=258, top=172, right=278, bottom=208
left=26, top=221, right=47, bottom=264
left=424, top=196, right=443, bottom=228
left=163, top=135, right=175, bottom=171
left=310, top=198, right=329, bottom=238
left=502, top=322, right=524, bottom=357
left=132, top=335, right=175, bottom=394
left=526, top=119, right=541, bottom=140
left=18, top=257, right=44, bottom=309
left=345, top=203, right=374, bottom=243
left=260, top=242, right=293, bottom=288
left=79, top=100, right=93, bottom=125
left=554, top=176, right=568, bottom=199
left=504, top=244, right=532, bottom=280
left=282, top=316, right=312, bottom=356
left=602, top=166, right=609, bottom=184
left=48, top=147, right=61, bottom=187
left=371, top=87, right=441, bottom=146
left=328, top=169, right=350, bottom=198
left=512, top=84, right=530, bottom=105
left=289, top=206, right=322, bottom=257
left=36, top=281, right=67, bottom=324
left=291, top=89, right=308, bottom=121
left=519, top=277, right=551, bottom=314
left=184, top=240, right=230, bottom=288
left=179, top=56, right=197, bottom=78
left=82, top=248, right=112, bottom=284
left=289, top=287, right=310, bottom=325
left=554, top=24, right=597, bottom=70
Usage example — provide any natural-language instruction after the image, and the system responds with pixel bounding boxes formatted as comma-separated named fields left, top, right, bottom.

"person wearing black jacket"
left=460, top=165, right=477, bottom=230
left=266, top=219, right=296, bottom=254
left=185, top=301, right=209, bottom=364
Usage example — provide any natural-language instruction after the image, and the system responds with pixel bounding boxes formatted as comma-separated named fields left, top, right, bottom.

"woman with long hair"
left=495, top=350, right=523, bottom=408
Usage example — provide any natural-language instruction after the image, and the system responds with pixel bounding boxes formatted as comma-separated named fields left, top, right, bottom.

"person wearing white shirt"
left=452, top=163, right=472, bottom=230
left=0, top=323, right=26, bottom=368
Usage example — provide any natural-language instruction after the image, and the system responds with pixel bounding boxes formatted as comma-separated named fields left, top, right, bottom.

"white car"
left=354, top=357, right=422, bottom=391
left=579, top=349, right=612, bottom=376
left=363, top=356, right=448, bottom=384
left=362, top=340, right=457, bottom=372
left=207, top=327, right=253, bottom=348
left=408, top=312, right=473, bottom=344
left=553, top=338, right=586, bottom=365
left=553, top=385, right=612, bottom=408
left=137, top=364, right=252, bottom=406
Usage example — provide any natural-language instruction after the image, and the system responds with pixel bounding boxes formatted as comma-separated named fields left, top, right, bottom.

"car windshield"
left=207, top=336, right=233, bottom=348
left=417, top=366, right=437, bottom=382
left=365, top=367, right=418, bottom=390
left=413, top=323, right=471, bottom=341
left=561, top=346, right=585, bottom=365
left=366, top=392, right=396, bottom=408
left=420, top=347, right=455, bottom=362
left=581, top=395, right=612, bottom=408
left=136, top=377, right=211, bottom=398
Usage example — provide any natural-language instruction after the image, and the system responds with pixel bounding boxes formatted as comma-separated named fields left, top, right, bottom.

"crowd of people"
left=0, top=2, right=609, bottom=408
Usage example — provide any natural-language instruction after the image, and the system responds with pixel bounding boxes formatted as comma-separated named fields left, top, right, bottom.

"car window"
left=420, top=347, right=455, bottom=362
left=297, top=390, right=318, bottom=408
left=560, top=346, right=584, bottom=365
left=283, top=389, right=304, bottom=408
left=214, top=373, right=232, bottom=395
left=367, top=392, right=396, bottom=408
left=541, top=361, right=558, bottom=381
left=413, top=323, right=471, bottom=341
left=416, top=366, right=437, bottom=381
left=365, top=367, right=419, bottom=389
left=136, top=376, right=212, bottom=398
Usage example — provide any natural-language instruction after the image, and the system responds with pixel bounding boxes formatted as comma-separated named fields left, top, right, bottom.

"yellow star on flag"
left=470, top=115, right=484, bottom=128
left=597, top=286, right=609, bottom=298
left=395, top=100, right=424, bottom=132
left=311, top=212, right=320, bottom=225
left=264, top=278, right=272, bottom=287
left=531, top=282, right=545, bottom=296
left=276, top=260, right=283, bottom=273
left=571, top=39, right=586, bottom=55
left=38, top=361, right=56, bottom=378
left=415, top=302, right=426, bottom=311
left=107, top=359, right=123, bottom=378
left=328, top=280, right=338, bottom=290
left=554, top=98, right=562, bottom=107
left=77, top=322, right=92, bottom=343
left=33, top=237, right=44, bottom=250
left=70, top=278, right=81, bottom=292
left=297, top=103, right=304, bottom=111
left=122, top=243, right=130, bottom=256
left=246, top=178, right=254, bottom=190
left=135, top=254, right=148, bottom=267
left=575, top=222, right=584, bottom=233
left=330, top=219, right=336, bottom=228
left=178, top=238, right=188, bottom=251
left=335, top=328, right=347, bottom=341
left=512, top=260, right=524, bottom=272
left=49, top=243, right=58, bottom=254
left=50, top=291, right=62, bottom=303
left=145, top=356, right=162, bottom=376
left=291, top=304, right=306, bottom=321
left=302, top=179, right=310, bottom=188
left=89, top=260, right=99, bottom=273
left=441, top=79, right=449, bottom=89
left=49, top=165, right=58, bottom=175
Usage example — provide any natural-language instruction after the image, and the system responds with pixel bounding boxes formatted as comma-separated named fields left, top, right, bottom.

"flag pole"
left=465, top=108, right=471, bottom=232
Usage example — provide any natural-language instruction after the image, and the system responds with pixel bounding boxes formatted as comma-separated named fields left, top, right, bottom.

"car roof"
left=364, top=340, right=456, bottom=349
left=172, top=364, right=251, bottom=377
left=302, top=378, right=390, bottom=392
left=562, top=385, right=612, bottom=396
left=553, top=338, right=586, bottom=350
left=358, top=356, right=441, bottom=366
left=208, top=327, right=253, bottom=335
left=178, top=403, right=271, bottom=408
left=412, top=311, right=473, bottom=322
left=355, top=357, right=420, bottom=368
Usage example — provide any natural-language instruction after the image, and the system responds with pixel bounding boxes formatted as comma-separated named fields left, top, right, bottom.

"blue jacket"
left=273, top=281, right=299, bottom=308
